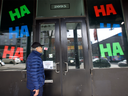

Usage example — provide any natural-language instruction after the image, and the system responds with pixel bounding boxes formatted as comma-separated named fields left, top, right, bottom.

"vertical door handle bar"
left=64, top=62, right=69, bottom=75
left=55, top=62, right=60, bottom=73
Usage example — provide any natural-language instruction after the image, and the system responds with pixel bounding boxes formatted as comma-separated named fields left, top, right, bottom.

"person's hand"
left=33, top=89, right=39, bottom=96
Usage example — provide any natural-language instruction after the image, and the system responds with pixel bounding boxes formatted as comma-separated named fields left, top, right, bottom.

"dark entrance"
left=35, top=18, right=91, bottom=96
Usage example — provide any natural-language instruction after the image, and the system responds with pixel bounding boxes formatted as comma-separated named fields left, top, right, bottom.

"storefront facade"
left=0, top=0, right=128, bottom=96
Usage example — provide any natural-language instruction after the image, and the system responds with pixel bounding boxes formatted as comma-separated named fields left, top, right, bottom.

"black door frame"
left=61, top=18, right=90, bottom=69
left=35, top=17, right=91, bottom=96
left=35, top=19, right=62, bottom=96
left=61, top=18, right=91, bottom=96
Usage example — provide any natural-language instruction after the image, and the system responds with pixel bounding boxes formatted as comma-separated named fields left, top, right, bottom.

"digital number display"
left=50, top=3, right=70, bottom=10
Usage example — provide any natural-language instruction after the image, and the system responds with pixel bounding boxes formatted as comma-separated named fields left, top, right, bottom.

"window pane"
left=87, top=0, right=128, bottom=68
left=40, top=24, right=56, bottom=69
left=0, top=0, right=33, bottom=70
left=66, top=23, right=84, bottom=69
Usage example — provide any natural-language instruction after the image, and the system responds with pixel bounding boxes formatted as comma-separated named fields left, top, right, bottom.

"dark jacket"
left=26, top=50, right=45, bottom=90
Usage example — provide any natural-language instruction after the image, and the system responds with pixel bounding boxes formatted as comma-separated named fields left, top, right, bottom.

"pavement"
left=0, top=62, right=120, bottom=71
left=0, top=63, right=26, bottom=71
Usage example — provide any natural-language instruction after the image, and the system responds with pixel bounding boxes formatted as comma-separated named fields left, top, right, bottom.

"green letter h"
left=9, top=8, right=21, bottom=21
left=99, top=43, right=112, bottom=57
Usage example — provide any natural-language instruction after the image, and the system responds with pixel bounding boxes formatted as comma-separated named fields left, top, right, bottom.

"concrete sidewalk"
left=0, top=63, right=26, bottom=71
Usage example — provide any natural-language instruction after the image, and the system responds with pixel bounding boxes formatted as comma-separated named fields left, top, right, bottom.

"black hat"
left=31, top=42, right=44, bottom=48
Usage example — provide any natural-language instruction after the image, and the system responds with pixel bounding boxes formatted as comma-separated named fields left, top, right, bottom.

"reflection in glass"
left=0, top=0, right=33, bottom=70
left=90, top=27, right=128, bottom=68
left=66, top=23, right=84, bottom=69
left=40, top=24, right=56, bottom=69
left=0, top=32, right=27, bottom=70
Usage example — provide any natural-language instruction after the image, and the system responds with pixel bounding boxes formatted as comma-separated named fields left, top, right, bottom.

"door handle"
left=64, top=62, right=69, bottom=75
left=55, top=62, right=60, bottom=73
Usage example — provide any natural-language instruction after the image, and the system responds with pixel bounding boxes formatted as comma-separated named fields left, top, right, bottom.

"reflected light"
left=121, top=22, right=124, bottom=25
left=90, top=28, right=122, bottom=44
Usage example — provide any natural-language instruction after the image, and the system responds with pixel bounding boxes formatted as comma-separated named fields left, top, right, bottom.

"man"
left=26, top=42, right=45, bottom=96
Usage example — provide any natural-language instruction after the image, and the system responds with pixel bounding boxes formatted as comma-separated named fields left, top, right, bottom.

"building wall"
left=0, top=0, right=128, bottom=96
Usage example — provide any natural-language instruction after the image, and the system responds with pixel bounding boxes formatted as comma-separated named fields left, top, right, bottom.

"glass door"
left=36, top=18, right=91, bottom=96
left=37, top=19, right=62, bottom=96
left=61, top=18, right=91, bottom=96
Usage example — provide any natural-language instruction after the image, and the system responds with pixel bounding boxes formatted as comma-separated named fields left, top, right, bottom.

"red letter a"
left=2, top=46, right=15, bottom=59
left=94, top=5, right=106, bottom=17
left=14, top=47, right=23, bottom=61
left=106, top=4, right=117, bottom=16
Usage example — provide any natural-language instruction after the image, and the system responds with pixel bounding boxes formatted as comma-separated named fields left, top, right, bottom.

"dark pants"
left=30, top=86, right=43, bottom=96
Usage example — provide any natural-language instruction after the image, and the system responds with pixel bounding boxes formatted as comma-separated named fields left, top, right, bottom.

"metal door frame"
left=60, top=17, right=91, bottom=96
left=35, top=17, right=91, bottom=96
left=35, top=19, right=63, bottom=96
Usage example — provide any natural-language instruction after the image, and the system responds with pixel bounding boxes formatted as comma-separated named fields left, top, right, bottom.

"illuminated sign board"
left=50, top=3, right=70, bottom=10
